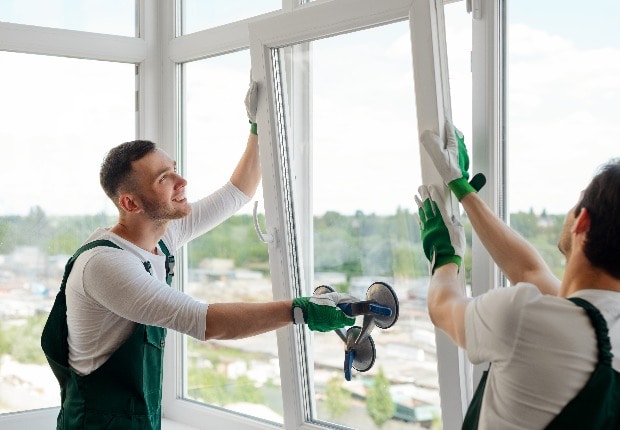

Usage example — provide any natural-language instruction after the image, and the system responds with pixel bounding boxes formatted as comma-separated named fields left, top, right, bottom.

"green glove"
left=414, top=184, right=465, bottom=272
left=244, top=79, right=258, bottom=135
left=292, top=292, right=356, bottom=332
left=420, top=119, right=486, bottom=200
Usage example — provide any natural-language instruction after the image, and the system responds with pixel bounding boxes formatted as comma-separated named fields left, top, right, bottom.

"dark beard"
left=140, top=194, right=190, bottom=222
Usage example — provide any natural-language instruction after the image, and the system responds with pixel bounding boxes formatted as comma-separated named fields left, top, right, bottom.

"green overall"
left=462, top=297, right=620, bottom=430
left=41, top=239, right=175, bottom=430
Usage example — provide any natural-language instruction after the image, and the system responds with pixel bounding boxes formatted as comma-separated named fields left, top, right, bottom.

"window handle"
left=466, top=0, right=482, bottom=20
left=252, top=201, right=274, bottom=243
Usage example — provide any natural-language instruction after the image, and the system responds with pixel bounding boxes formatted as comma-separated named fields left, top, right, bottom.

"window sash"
left=247, top=0, right=498, bottom=427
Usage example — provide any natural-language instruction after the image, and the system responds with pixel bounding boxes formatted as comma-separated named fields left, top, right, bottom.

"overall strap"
left=42, top=239, right=123, bottom=372
left=568, top=297, right=613, bottom=365
left=462, top=367, right=490, bottom=430
left=158, top=239, right=175, bottom=286
left=59, top=239, right=122, bottom=292
left=544, top=297, right=620, bottom=429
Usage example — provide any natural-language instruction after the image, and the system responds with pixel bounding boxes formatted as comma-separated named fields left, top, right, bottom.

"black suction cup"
left=366, top=281, right=399, bottom=329
left=344, top=326, right=376, bottom=380
left=313, top=285, right=335, bottom=295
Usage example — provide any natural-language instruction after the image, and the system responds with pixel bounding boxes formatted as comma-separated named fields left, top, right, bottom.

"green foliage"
left=187, top=215, right=267, bottom=270
left=0, top=209, right=115, bottom=255
left=324, top=376, right=351, bottom=418
left=314, top=208, right=428, bottom=281
left=187, top=354, right=264, bottom=406
left=0, top=205, right=568, bottom=285
left=510, top=210, right=567, bottom=278
left=0, top=324, right=10, bottom=356
left=431, top=412, right=443, bottom=430
left=366, top=366, right=395, bottom=428
left=0, top=314, right=48, bottom=364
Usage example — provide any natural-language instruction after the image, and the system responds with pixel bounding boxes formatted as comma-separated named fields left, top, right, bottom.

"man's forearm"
left=205, top=300, right=292, bottom=340
left=460, top=192, right=559, bottom=293
left=427, top=264, right=469, bottom=348
left=230, top=133, right=261, bottom=198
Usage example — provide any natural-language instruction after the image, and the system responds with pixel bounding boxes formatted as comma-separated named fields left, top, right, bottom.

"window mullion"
left=470, top=0, right=505, bottom=389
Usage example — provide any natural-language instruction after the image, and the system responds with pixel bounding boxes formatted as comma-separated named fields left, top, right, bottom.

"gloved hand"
left=415, top=184, right=465, bottom=273
left=244, top=79, right=259, bottom=135
left=292, top=292, right=357, bottom=332
left=420, top=119, right=486, bottom=200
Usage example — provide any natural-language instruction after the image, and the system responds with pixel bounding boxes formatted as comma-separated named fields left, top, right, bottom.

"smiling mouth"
left=172, top=196, right=186, bottom=203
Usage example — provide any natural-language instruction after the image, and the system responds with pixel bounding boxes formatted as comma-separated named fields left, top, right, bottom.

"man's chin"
left=177, top=203, right=192, bottom=218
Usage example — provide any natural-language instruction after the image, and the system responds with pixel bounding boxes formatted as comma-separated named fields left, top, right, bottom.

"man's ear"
left=572, top=207, right=591, bottom=235
left=118, top=193, right=142, bottom=214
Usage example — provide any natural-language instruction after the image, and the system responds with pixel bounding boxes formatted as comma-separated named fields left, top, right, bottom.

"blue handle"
left=344, top=349, right=355, bottom=381
left=337, top=301, right=393, bottom=317
left=368, top=303, right=393, bottom=316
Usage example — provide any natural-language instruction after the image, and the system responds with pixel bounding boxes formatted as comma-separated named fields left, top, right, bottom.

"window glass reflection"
left=277, top=21, right=442, bottom=429
left=507, top=0, right=620, bottom=276
left=181, top=0, right=280, bottom=35
left=0, top=0, right=136, bottom=36
left=183, top=52, right=280, bottom=424
left=0, top=52, right=134, bottom=414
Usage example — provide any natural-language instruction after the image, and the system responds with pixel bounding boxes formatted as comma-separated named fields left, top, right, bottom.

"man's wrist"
left=249, top=121, right=257, bottom=135
left=292, top=297, right=308, bottom=324
left=448, top=178, right=476, bottom=201
left=448, top=173, right=486, bottom=201
left=433, top=255, right=462, bottom=273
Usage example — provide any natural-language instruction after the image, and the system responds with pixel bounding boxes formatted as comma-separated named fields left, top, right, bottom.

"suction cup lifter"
left=337, top=301, right=393, bottom=318
left=313, top=281, right=399, bottom=381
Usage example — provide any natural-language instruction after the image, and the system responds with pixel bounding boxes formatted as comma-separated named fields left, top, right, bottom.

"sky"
left=1, top=0, right=619, bottom=217
left=505, top=0, right=620, bottom=214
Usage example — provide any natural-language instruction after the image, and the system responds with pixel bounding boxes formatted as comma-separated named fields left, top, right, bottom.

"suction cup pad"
left=345, top=326, right=376, bottom=373
left=366, top=282, right=399, bottom=329
left=313, top=285, right=335, bottom=295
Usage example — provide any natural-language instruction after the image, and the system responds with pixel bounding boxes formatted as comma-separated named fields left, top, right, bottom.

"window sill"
left=162, top=418, right=200, bottom=430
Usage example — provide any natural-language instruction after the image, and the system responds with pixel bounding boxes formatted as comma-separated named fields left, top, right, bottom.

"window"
left=506, top=0, right=620, bottom=277
left=0, top=52, right=134, bottom=415
left=0, top=0, right=136, bottom=36
left=182, top=51, right=280, bottom=423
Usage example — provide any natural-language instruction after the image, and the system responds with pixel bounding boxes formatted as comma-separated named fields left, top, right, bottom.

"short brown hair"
left=575, top=158, right=620, bottom=279
left=99, top=140, right=156, bottom=202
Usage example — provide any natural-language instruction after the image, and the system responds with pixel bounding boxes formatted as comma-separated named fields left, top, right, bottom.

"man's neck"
left=110, top=219, right=167, bottom=254
left=560, top=254, right=620, bottom=297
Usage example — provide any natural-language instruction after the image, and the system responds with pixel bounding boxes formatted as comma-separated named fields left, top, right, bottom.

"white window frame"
left=0, top=0, right=503, bottom=428
left=410, top=1, right=472, bottom=425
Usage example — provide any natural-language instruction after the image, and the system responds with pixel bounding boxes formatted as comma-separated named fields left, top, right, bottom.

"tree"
left=366, top=366, right=395, bottom=428
left=324, top=375, right=351, bottom=418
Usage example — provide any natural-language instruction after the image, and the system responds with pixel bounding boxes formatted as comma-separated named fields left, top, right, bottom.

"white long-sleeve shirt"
left=465, top=284, right=620, bottom=429
left=66, top=182, right=250, bottom=375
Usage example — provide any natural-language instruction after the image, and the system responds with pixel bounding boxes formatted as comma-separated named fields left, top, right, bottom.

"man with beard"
left=41, top=82, right=355, bottom=429
left=415, top=120, right=620, bottom=429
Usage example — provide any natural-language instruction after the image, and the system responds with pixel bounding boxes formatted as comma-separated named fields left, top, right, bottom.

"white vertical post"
left=410, top=0, right=469, bottom=428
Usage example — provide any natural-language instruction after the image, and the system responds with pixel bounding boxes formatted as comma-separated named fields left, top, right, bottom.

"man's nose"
left=175, top=174, right=187, bottom=188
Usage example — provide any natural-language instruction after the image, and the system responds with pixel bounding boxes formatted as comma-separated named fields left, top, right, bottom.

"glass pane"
left=507, top=0, right=620, bottom=277
left=183, top=52, right=279, bottom=423
left=181, top=0, right=280, bottom=35
left=276, top=21, right=442, bottom=429
left=0, top=0, right=136, bottom=36
left=0, top=52, right=134, bottom=414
